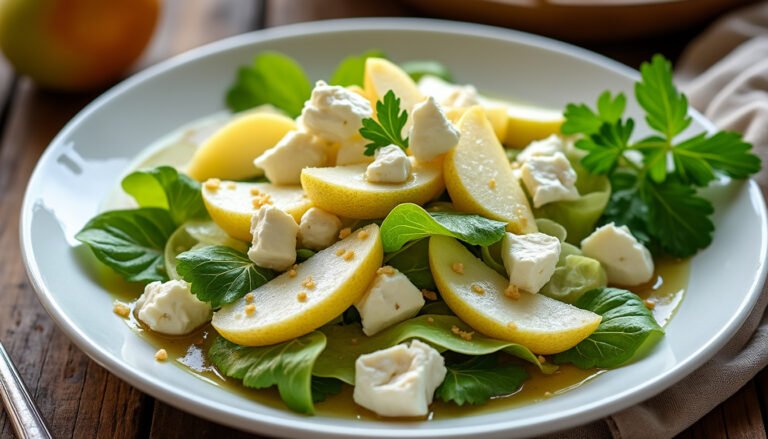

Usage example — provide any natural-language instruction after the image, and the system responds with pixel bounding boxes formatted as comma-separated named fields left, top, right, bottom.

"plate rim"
left=19, top=17, right=768, bottom=438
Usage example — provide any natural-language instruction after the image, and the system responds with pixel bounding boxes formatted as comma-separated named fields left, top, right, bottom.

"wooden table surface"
left=0, top=1, right=766, bottom=438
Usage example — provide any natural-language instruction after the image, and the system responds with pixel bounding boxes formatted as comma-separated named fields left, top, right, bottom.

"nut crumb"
left=421, top=289, right=438, bottom=301
left=244, top=303, right=256, bottom=315
left=644, top=299, right=656, bottom=310
left=251, top=193, right=273, bottom=209
left=510, top=161, right=520, bottom=169
left=154, top=349, right=168, bottom=362
left=450, top=325, right=474, bottom=341
left=537, top=355, right=547, bottom=364
left=504, top=285, right=521, bottom=299
left=471, top=284, right=485, bottom=295
left=301, top=276, right=316, bottom=290
left=225, top=181, right=236, bottom=190
left=427, top=317, right=435, bottom=324
left=343, top=250, right=355, bottom=261
left=245, top=293, right=255, bottom=303
left=544, top=391, right=553, bottom=397
left=488, top=178, right=497, bottom=189
left=112, top=302, right=130, bottom=318
left=351, top=338, right=358, bottom=345
left=287, top=265, right=298, bottom=277
left=203, top=178, right=221, bottom=190
left=451, top=262, right=464, bottom=274
left=339, top=227, right=352, bottom=239
left=357, top=229, right=369, bottom=240
left=377, top=266, right=396, bottom=276
left=297, top=291, right=308, bottom=302
left=335, top=248, right=346, bottom=256
left=249, top=187, right=262, bottom=196
left=507, top=322, right=517, bottom=330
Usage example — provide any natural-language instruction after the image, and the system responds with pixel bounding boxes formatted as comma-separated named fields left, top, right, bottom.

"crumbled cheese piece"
left=253, top=130, right=327, bottom=185
left=580, top=223, right=654, bottom=286
left=501, top=232, right=560, bottom=293
left=335, top=136, right=374, bottom=166
left=353, top=340, right=446, bottom=417
left=135, top=280, right=211, bottom=335
left=365, top=145, right=412, bottom=184
left=247, top=205, right=299, bottom=271
left=301, top=80, right=373, bottom=142
left=409, top=96, right=460, bottom=162
left=155, top=349, right=168, bottom=362
left=355, top=268, right=425, bottom=336
left=520, top=152, right=580, bottom=208
left=298, top=207, right=342, bottom=251
left=516, top=135, right=564, bottom=163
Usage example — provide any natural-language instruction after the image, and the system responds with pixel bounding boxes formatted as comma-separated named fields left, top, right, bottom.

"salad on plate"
left=74, top=51, right=760, bottom=418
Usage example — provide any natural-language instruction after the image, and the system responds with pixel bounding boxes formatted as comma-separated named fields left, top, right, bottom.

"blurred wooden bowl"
left=401, top=0, right=755, bottom=41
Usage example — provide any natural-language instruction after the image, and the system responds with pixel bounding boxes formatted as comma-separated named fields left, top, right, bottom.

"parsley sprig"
left=563, top=54, right=761, bottom=257
left=359, top=90, right=410, bottom=156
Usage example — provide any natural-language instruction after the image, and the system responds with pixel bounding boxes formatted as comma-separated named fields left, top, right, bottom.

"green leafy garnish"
left=436, top=355, right=528, bottom=406
left=359, top=90, right=410, bottom=156
left=209, top=332, right=326, bottom=414
left=563, top=54, right=761, bottom=257
left=121, top=166, right=208, bottom=226
left=75, top=208, right=176, bottom=283
left=380, top=203, right=507, bottom=253
left=313, top=315, right=555, bottom=385
left=175, top=245, right=275, bottom=308
left=553, top=288, right=664, bottom=369
left=225, top=52, right=312, bottom=117
left=329, top=50, right=386, bottom=87
left=400, top=60, right=453, bottom=82
left=385, top=239, right=436, bottom=290
left=310, top=377, right=343, bottom=403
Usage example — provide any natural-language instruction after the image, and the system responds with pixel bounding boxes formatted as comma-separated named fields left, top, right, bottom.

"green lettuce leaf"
left=385, top=238, right=436, bottom=290
left=380, top=203, right=506, bottom=253
left=208, top=332, right=326, bottom=414
left=329, top=50, right=386, bottom=87
left=311, top=377, right=343, bottom=403
left=175, top=245, right=275, bottom=308
left=553, top=288, right=664, bottom=368
left=121, top=166, right=208, bottom=226
left=164, top=221, right=248, bottom=280
left=400, top=60, right=453, bottom=82
left=436, top=355, right=528, bottom=406
left=314, top=315, right=555, bottom=385
left=540, top=255, right=607, bottom=304
left=75, top=208, right=176, bottom=283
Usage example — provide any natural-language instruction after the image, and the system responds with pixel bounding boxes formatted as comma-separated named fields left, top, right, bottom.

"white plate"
left=20, top=18, right=768, bottom=438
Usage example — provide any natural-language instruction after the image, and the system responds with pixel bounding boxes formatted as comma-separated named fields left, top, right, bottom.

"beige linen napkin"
left=548, top=3, right=768, bottom=438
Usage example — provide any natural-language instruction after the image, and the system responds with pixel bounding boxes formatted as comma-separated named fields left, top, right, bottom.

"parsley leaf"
left=672, top=131, right=762, bottom=186
left=176, top=245, right=276, bottom=308
left=436, top=355, right=528, bottom=406
left=226, top=52, right=311, bottom=117
left=359, top=90, right=409, bottom=156
left=600, top=172, right=652, bottom=246
left=574, top=118, right=634, bottom=174
left=635, top=54, right=692, bottom=140
left=643, top=177, right=714, bottom=257
left=562, top=91, right=626, bottom=135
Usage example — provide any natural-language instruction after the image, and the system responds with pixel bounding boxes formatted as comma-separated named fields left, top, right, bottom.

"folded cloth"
left=547, top=3, right=768, bottom=438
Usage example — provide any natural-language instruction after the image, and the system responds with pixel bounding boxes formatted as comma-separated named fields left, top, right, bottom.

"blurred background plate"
left=401, top=0, right=756, bottom=41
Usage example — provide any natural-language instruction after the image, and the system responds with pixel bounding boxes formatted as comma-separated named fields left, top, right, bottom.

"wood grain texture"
left=265, top=0, right=414, bottom=26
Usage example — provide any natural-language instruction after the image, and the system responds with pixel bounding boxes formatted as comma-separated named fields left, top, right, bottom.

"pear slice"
left=429, top=235, right=601, bottom=355
left=479, top=97, right=564, bottom=149
left=202, top=181, right=312, bottom=241
left=300, top=158, right=444, bottom=219
left=213, top=224, right=383, bottom=346
left=187, top=113, right=296, bottom=181
left=444, top=105, right=508, bottom=143
left=444, top=106, right=537, bottom=233
left=364, top=58, right=424, bottom=114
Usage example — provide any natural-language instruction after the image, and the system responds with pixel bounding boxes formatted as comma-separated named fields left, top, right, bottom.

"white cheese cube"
left=253, top=130, right=327, bottom=185
left=409, top=96, right=460, bottom=162
left=248, top=204, right=299, bottom=271
left=135, top=280, right=211, bottom=335
left=581, top=223, right=655, bottom=286
left=298, top=207, right=342, bottom=251
left=335, top=136, right=374, bottom=166
left=365, top=145, right=412, bottom=184
left=501, top=232, right=561, bottom=293
left=301, top=80, right=373, bottom=142
left=355, top=267, right=425, bottom=336
left=520, top=152, right=580, bottom=208
left=516, top=134, right=564, bottom=163
left=353, top=339, right=446, bottom=417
